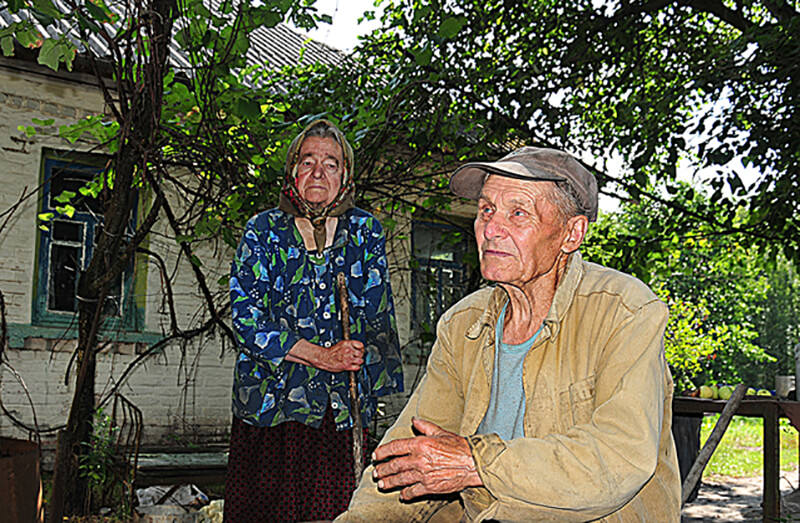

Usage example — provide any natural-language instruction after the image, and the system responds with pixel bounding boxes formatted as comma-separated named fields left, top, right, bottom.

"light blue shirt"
left=476, top=302, right=542, bottom=440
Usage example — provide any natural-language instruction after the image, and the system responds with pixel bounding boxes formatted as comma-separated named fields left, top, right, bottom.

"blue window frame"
left=33, top=151, right=140, bottom=330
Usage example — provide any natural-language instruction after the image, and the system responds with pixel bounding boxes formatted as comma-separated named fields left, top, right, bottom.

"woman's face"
left=295, top=136, right=344, bottom=207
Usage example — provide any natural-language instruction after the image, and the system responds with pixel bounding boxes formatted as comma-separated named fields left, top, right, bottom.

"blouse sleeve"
left=230, top=216, right=302, bottom=368
left=355, top=217, right=404, bottom=397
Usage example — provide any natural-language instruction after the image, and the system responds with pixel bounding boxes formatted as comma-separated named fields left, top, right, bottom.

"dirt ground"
left=682, top=473, right=800, bottom=522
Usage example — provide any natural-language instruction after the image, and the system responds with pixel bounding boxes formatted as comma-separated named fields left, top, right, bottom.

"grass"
left=700, top=414, right=799, bottom=479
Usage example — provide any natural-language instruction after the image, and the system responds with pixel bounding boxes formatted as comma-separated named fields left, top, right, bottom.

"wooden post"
left=681, top=383, right=747, bottom=506
left=763, top=401, right=780, bottom=521
left=337, top=273, right=364, bottom=484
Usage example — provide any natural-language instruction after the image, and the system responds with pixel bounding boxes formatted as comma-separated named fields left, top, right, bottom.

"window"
left=33, top=151, right=140, bottom=329
left=409, top=221, right=476, bottom=360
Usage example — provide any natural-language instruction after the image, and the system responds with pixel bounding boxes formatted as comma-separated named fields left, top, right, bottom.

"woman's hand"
left=315, top=340, right=365, bottom=372
left=286, top=339, right=365, bottom=373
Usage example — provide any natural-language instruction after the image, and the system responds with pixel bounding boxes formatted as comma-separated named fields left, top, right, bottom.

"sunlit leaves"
left=584, top=181, right=788, bottom=389
left=59, top=116, right=119, bottom=151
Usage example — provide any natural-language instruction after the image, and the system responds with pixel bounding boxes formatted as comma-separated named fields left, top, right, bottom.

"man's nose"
left=483, top=213, right=507, bottom=239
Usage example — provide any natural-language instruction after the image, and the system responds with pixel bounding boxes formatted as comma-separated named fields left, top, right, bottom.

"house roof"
left=0, top=2, right=345, bottom=75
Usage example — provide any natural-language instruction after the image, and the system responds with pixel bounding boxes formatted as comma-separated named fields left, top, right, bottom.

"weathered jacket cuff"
left=467, top=432, right=506, bottom=469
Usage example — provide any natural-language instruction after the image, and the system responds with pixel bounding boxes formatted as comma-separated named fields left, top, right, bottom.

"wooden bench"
left=134, top=448, right=228, bottom=488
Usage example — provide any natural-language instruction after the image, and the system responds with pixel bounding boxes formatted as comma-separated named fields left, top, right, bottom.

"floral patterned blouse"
left=230, top=207, right=403, bottom=431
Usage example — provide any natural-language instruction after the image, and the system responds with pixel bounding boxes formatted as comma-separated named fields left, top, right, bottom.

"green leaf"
left=437, top=16, right=466, bottom=40
left=84, top=0, right=114, bottom=22
left=37, top=39, right=62, bottom=71
left=56, top=204, right=76, bottom=218
left=32, top=118, right=55, bottom=126
left=15, top=26, right=40, bottom=49
left=413, top=46, right=432, bottom=66
left=54, top=190, right=76, bottom=203
left=1, top=36, right=14, bottom=56
left=32, top=0, right=62, bottom=18
left=18, top=124, right=36, bottom=137
left=234, top=97, right=261, bottom=120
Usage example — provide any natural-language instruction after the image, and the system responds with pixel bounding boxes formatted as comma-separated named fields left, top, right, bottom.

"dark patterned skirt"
left=224, top=408, right=366, bottom=523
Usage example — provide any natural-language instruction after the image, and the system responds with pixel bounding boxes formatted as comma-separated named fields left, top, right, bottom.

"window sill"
left=6, top=322, right=163, bottom=352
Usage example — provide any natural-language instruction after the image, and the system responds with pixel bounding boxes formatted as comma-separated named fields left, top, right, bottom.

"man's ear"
left=561, top=215, right=589, bottom=254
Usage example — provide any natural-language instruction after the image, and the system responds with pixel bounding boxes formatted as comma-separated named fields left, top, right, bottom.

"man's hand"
left=372, top=418, right=483, bottom=500
left=286, top=339, right=364, bottom=372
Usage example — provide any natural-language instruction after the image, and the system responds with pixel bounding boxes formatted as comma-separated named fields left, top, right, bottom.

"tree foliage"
left=583, top=181, right=799, bottom=391
left=355, top=0, right=800, bottom=262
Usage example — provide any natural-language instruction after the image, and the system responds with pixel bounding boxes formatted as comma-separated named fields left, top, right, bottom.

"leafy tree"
left=752, top=256, right=800, bottom=378
left=583, top=182, right=798, bottom=390
left=656, top=288, right=719, bottom=393
left=357, top=0, right=799, bottom=262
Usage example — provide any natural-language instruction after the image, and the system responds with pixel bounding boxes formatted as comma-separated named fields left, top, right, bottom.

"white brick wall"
left=0, top=65, right=239, bottom=450
left=0, top=340, right=236, bottom=458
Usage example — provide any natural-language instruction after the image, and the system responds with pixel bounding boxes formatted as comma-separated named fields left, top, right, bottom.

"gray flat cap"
left=449, top=146, right=598, bottom=222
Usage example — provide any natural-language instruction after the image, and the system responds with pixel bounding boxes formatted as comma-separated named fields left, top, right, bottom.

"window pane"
left=49, top=166, right=103, bottom=214
left=410, top=222, right=475, bottom=360
left=52, top=221, right=82, bottom=242
left=413, top=224, right=467, bottom=262
left=49, top=244, right=80, bottom=312
left=102, top=274, right=123, bottom=317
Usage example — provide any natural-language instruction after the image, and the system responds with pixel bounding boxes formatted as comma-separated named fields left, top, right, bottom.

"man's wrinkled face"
left=474, top=175, right=568, bottom=289
left=295, top=136, right=343, bottom=207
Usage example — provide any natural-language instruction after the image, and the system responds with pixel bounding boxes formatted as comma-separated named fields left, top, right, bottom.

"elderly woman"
left=224, top=119, right=404, bottom=522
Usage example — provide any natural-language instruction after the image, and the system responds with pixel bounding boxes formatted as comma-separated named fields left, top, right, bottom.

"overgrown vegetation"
left=701, top=415, right=799, bottom=479
left=583, top=182, right=799, bottom=392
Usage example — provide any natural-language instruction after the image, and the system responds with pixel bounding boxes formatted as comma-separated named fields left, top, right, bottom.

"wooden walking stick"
left=337, top=272, right=364, bottom=484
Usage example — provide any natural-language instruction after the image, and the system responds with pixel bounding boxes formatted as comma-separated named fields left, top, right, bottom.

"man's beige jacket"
left=337, top=251, right=681, bottom=522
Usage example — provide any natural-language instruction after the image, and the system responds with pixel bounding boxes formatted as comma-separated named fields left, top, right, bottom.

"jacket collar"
left=465, top=251, right=585, bottom=341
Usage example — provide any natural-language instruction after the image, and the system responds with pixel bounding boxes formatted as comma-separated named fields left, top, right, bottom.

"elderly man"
left=335, top=147, right=681, bottom=522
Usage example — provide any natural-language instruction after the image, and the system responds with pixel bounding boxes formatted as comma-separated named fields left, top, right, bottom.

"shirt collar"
left=465, top=251, right=585, bottom=341
left=285, top=209, right=351, bottom=252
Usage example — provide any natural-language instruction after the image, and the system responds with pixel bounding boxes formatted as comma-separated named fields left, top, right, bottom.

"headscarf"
left=278, top=119, right=355, bottom=253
